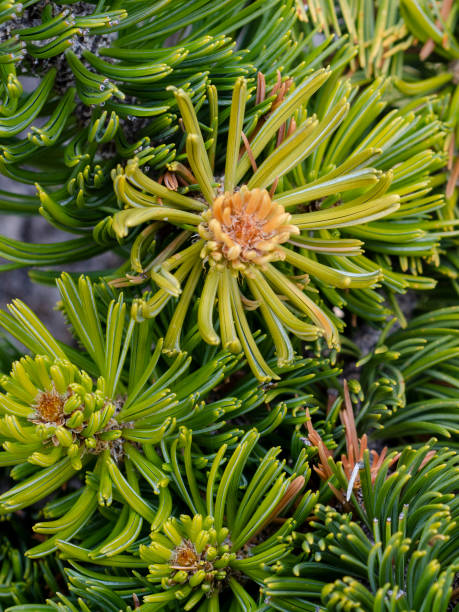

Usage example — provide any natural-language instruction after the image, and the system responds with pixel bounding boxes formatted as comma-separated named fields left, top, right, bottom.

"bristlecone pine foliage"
left=0, top=1, right=458, bottom=611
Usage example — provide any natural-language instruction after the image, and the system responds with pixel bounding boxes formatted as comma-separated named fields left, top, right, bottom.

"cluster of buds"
left=0, top=355, right=124, bottom=471
left=141, top=514, right=236, bottom=606
left=198, top=187, right=299, bottom=275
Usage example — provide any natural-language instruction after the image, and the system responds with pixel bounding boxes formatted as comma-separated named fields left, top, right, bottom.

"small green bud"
left=34, top=356, right=52, bottom=390
left=205, top=546, right=217, bottom=561
left=12, top=362, right=38, bottom=396
left=55, top=426, right=73, bottom=447
left=203, top=516, right=214, bottom=530
left=217, top=527, right=229, bottom=544
left=67, top=443, right=79, bottom=458
left=150, top=542, right=173, bottom=562
left=190, top=515, right=203, bottom=541
left=163, top=519, right=183, bottom=546
left=85, top=436, right=97, bottom=449
left=36, top=424, right=55, bottom=439
left=160, top=577, right=169, bottom=590
left=188, top=570, right=206, bottom=588
left=96, top=376, right=106, bottom=394
left=207, top=527, right=217, bottom=543
left=195, top=531, right=209, bottom=554
left=63, top=395, right=82, bottom=415
left=65, top=409, right=84, bottom=427
left=68, top=383, right=86, bottom=397
left=98, top=429, right=122, bottom=441
left=172, top=570, right=188, bottom=584
left=49, top=365, right=68, bottom=394
left=99, top=402, right=116, bottom=428
left=82, top=412, right=99, bottom=437
left=80, top=371, right=93, bottom=392
left=84, top=393, right=96, bottom=415
left=214, top=553, right=231, bottom=568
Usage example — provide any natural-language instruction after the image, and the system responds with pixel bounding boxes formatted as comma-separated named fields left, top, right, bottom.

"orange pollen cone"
left=199, top=186, right=299, bottom=271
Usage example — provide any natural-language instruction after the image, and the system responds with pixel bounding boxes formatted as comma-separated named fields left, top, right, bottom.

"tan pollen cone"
left=199, top=186, right=299, bottom=273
